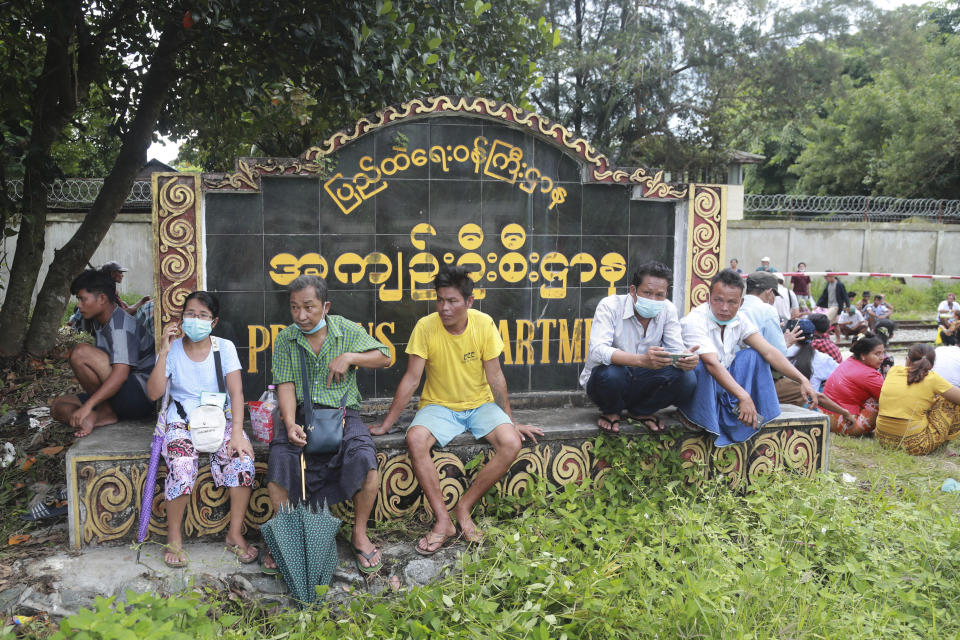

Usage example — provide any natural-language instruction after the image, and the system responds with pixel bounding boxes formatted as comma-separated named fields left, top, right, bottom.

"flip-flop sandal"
left=632, top=415, right=667, bottom=433
left=261, top=551, right=279, bottom=576
left=415, top=531, right=457, bottom=556
left=460, top=529, right=484, bottom=545
left=225, top=543, right=259, bottom=564
left=20, top=502, right=68, bottom=521
left=597, top=415, right=621, bottom=433
left=163, top=546, right=188, bottom=568
left=353, top=546, right=383, bottom=574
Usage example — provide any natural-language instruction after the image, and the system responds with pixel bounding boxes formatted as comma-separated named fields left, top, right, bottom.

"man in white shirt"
left=773, top=272, right=799, bottom=322
left=938, top=293, right=960, bottom=346
left=933, top=345, right=960, bottom=387
left=580, top=261, right=699, bottom=433
left=678, top=268, right=818, bottom=447
left=835, top=304, right=867, bottom=340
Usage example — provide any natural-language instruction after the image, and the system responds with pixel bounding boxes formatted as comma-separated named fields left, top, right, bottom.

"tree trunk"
left=0, top=2, right=84, bottom=356
left=24, top=22, right=183, bottom=355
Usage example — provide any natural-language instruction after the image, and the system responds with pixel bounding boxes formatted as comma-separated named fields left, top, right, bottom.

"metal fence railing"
left=744, top=194, right=960, bottom=223
left=4, top=179, right=152, bottom=208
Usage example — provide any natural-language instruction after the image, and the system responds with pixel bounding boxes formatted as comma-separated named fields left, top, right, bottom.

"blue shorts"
left=410, top=402, right=512, bottom=447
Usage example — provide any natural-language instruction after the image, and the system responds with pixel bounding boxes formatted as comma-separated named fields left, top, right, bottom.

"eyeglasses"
left=182, top=311, right=214, bottom=320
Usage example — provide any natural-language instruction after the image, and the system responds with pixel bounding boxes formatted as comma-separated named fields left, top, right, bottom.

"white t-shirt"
left=162, top=337, right=242, bottom=424
left=933, top=346, right=960, bottom=388
left=838, top=308, right=864, bottom=329
left=786, top=344, right=838, bottom=391
left=938, top=300, right=959, bottom=319
left=681, top=303, right=759, bottom=369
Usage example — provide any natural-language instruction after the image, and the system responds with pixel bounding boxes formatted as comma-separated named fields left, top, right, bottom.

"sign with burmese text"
left=203, top=116, right=678, bottom=399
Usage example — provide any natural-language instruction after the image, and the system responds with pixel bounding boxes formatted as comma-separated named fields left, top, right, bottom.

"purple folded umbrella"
left=137, top=433, right=164, bottom=543
left=136, top=382, right=170, bottom=561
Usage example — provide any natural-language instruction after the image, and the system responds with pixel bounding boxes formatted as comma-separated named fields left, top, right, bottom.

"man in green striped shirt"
left=265, top=275, right=390, bottom=575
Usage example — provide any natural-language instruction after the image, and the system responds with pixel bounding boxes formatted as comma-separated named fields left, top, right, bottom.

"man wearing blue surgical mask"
left=679, top=268, right=818, bottom=447
left=580, top=261, right=699, bottom=434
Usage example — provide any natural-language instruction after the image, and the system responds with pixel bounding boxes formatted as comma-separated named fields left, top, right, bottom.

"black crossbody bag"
left=297, top=344, right=347, bottom=455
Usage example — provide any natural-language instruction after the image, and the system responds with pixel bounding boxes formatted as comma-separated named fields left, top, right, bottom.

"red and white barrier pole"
left=748, top=271, right=960, bottom=280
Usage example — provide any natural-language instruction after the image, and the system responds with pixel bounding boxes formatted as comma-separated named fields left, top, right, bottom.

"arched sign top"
left=204, top=95, right=688, bottom=199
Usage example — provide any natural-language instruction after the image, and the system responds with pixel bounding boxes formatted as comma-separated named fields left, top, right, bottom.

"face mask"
left=708, top=308, right=734, bottom=326
left=300, top=316, right=326, bottom=335
left=182, top=318, right=213, bottom=342
left=634, top=296, right=665, bottom=319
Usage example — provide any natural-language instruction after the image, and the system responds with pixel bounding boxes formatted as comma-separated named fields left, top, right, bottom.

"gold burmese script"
left=267, top=222, right=627, bottom=303
left=324, top=137, right=568, bottom=216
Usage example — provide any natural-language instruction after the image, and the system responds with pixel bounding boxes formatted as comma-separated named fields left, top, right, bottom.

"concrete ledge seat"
left=66, top=396, right=828, bottom=548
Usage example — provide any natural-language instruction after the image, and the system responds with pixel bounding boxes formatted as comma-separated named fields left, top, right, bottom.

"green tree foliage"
left=792, top=22, right=960, bottom=197
left=171, top=0, right=555, bottom=170
left=0, top=0, right=551, bottom=355
left=532, top=0, right=857, bottom=180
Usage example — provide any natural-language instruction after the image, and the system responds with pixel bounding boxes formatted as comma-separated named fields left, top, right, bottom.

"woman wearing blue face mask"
left=146, top=291, right=256, bottom=568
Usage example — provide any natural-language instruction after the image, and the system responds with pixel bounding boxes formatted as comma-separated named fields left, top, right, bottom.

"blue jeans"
left=676, top=348, right=782, bottom=447
left=586, top=364, right=697, bottom=416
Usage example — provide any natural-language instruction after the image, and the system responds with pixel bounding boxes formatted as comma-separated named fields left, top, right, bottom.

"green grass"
left=32, top=435, right=960, bottom=640
left=809, top=277, right=959, bottom=319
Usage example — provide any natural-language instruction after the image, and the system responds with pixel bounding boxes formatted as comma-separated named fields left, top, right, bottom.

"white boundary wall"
left=726, top=220, right=958, bottom=285
left=0, top=213, right=154, bottom=305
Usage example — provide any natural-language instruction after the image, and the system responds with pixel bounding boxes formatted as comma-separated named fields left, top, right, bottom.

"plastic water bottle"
left=250, top=385, right=278, bottom=442
left=259, top=384, right=278, bottom=412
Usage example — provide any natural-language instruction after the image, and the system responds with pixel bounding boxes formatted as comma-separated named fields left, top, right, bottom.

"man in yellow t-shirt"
left=371, top=265, right=542, bottom=554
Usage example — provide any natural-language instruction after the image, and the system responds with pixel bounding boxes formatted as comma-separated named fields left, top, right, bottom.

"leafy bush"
left=43, top=435, right=960, bottom=639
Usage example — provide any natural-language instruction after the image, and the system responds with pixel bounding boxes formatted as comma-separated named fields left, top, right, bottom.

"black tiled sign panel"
left=204, top=119, right=676, bottom=399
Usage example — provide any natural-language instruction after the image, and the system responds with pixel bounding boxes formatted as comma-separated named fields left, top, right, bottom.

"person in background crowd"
left=50, top=270, right=155, bottom=437
left=877, top=344, right=960, bottom=455
left=933, top=344, right=960, bottom=387
left=730, top=258, right=743, bottom=274
left=739, top=272, right=794, bottom=355
left=755, top=257, right=776, bottom=272
left=865, top=294, right=893, bottom=332
left=856, top=290, right=871, bottom=312
left=776, top=319, right=848, bottom=419
left=822, top=334, right=886, bottom=437
left=773, top=272, right=799, bottom=322
left=873, top=320, right=896, bottom=377
left=937, top=293, right=960, bottom=346
left=835, top=303, right=867, bottom=342
left=678, top=269, right=817, bottom=447
left=577, top=261, right=699, bottom=433
left=99, top=261, right=151, bottom=315
left=808, top=313, right=842, bottom=364
left=791, top=262, right=812, bottom=311
left=815, top=271, right=847, bottom=324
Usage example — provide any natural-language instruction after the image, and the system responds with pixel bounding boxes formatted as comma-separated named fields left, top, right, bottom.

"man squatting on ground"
left=678, top=268, right=818, bottom=447
left=264, top=275, right=391, bottom=574
left=579, top=261, right=699, bottom=434
left=371, top=265, right=543, bottom=555
left=52, top=269, right=155, bottom=437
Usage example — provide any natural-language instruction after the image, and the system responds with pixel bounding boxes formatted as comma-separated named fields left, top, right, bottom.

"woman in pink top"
left=822, top=335, right=886, bottom=436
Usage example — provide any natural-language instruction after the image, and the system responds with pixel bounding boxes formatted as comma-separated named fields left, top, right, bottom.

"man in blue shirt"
left=739, top=272, right=798, bottom=356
